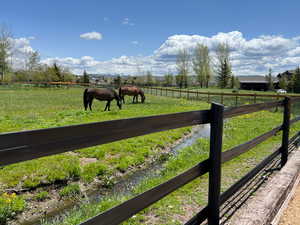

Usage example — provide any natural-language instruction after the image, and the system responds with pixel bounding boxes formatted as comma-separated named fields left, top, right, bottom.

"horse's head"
left=140, top=90, right=145, bottom=103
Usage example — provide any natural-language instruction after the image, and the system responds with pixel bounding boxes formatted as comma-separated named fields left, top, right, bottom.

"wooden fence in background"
left=1, top=85, right=300, bottom=224
left=1, top=82, right=300, bottom=106
left=143, top=86, right=300, bottom=106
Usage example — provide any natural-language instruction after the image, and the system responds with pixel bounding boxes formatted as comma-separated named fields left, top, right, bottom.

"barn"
left=238, top=75, right=279, bottom=91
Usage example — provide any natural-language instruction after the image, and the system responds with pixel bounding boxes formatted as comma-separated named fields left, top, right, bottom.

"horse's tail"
left=118, top=87, right=122, bottom=98
left=83, top=88, right=89, bottom=110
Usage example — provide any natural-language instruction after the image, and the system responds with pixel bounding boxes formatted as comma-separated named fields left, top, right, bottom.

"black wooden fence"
left=1, top=98, right=300, bottom=225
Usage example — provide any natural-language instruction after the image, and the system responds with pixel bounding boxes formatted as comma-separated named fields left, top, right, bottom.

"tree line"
left=166, top=43, right=238, bottom=89
left=0, top=25, right=79, bottom=83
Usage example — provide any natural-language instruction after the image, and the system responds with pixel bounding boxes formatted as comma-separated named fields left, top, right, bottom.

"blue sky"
left=2, top=0, right=300, bottom=75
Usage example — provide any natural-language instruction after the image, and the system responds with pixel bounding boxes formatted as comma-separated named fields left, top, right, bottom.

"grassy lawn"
left=42, top=105, right=300, bottom=224
left=0, top=86, right=210, bottom=223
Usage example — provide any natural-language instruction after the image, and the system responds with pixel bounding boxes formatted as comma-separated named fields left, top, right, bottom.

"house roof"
left=237, top=75, right=278, bottom=83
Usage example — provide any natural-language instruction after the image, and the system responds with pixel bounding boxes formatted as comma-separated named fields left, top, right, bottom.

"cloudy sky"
left=1, top=0, right=300, bottom=76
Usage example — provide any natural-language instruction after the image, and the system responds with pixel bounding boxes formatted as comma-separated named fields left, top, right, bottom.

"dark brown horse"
left=119, top=86, right=145, bottom=104
left=83, top=88, right=122, bottom=111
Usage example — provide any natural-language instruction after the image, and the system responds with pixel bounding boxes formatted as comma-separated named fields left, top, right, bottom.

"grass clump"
left=35, top=191, right=49, bottom=201
left=59, top=184, right=81, bottom=199
left=0, top=193, right=26, bottom=224
left=80, top=163, right=108, bottom=183
left=0, top=154, right=80, bottom=189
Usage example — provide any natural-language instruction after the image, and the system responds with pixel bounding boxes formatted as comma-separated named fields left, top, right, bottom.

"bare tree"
left=215, top=43, right=232, bottom=88
left=193, top=44, right=212, bottom=88
left=27, top=50, right=40, bottom=71
left=0, top=24, right=12, bottom=81
left=176, top=48, right=190, bottom=88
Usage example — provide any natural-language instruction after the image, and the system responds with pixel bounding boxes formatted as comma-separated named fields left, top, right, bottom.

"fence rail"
left=1, top=96, right=300, bottom=225
left=143, top=86, right=300, bottom=106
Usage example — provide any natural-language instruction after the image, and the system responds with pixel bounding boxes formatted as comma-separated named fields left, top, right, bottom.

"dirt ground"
left=278, top=181, right=300, bottom=225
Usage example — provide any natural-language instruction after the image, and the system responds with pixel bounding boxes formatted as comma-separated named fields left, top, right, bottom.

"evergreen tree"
left=279, top=76, right=288, bottom=90
left=230, top=75, right=237, bottom=89
left=53, top=62, right=64, bottom=81
left=293, top=67, right=300, bottom=93
left=216, top=59, right=231, bottom=88
left=265, top=68, right=274, bottom=91
left=83, top=70, right=90, bottom=83
left=215, top=43, right=232, bottom=88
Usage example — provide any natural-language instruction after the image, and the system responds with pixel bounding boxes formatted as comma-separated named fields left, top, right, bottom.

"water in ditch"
left=22, top=124, right=210, bottom=225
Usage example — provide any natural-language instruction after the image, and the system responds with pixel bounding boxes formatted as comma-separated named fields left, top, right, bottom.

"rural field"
left=0, top=85, right=300, bottom=225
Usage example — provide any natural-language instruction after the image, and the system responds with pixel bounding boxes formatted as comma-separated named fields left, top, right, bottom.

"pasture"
left=1, top=85, right=300, bottom=225
left=0, top=86, right=209, bottom=223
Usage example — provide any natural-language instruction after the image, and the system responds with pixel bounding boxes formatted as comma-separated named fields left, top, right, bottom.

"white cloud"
left=122, top=18, right=135, bottom=26
left=7, top=37, right=36, bottom=69
left=131, top=41, right=139, bottom=45
left=287, top=47, right=300, bottom=56
left=10, top=31, right=300, bottom=76
left=103, top=17, right=109, bottom=21
left=80, top=32, right=102, bottom=40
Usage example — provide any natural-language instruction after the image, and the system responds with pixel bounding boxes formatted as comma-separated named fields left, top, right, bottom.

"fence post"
left=254, top=94, right=256, bottom=104
left=160, top=88, right=162, bottom=96
left=180, top=89, right=182, bottom=98
left=235, top=95, right=238, bottom=106
left=208, top=103, right=224, bottom=225
left=187, top=90, right=189, bottom=100
left=281, top=97, right=291, bottom=167
left=221, top=93, right=224, bottom=104
left=275, top=94, right=280, bottom=112
left=197, top=91, right=199, bottom=101
left=156, top=88, right=158, bottom=96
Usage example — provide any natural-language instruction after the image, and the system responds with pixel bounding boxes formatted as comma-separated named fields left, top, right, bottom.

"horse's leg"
left=108, top=100, right=111, bottom=111
left=132, top=96, right=135, bottom=103
left=104, top=101, right=108, bottom=111
left=122, top=95, right=125, bottom=104
left=89, top=98, right=93, bottom=111
left=136, top=95, right=138, bottom=103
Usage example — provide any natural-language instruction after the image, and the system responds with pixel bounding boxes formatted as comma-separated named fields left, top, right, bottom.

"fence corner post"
left=281, top=97, right=291, bottom=167
left=208, top=102, right=224, bottom=225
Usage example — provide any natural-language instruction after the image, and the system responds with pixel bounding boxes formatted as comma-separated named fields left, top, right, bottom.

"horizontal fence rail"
left=143, top=86, right=300, bottom=99
left=223, top=100, right=284, bottom=118
left=1, top=95, right=300, bottom=225
left=0, top=110, right=210, bottom=166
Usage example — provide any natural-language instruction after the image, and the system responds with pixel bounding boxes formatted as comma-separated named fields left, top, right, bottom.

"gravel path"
left=278, top=181, right=300, bottom=225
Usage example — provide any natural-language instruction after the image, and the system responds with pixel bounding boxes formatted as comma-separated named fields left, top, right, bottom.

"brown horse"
left=83, top=88, right=122, bottom=111
left=119, top=86, right=145, bottom=104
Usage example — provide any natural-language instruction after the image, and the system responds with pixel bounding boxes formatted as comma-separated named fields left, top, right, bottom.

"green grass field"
left=44, top=110, right=300, bottom=225
left=1, top=86, right=300, bottom=224
left=0, top=86, right=210, bottom=223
